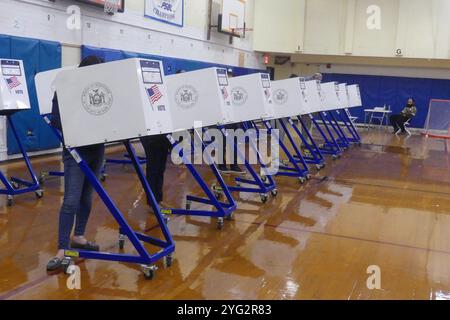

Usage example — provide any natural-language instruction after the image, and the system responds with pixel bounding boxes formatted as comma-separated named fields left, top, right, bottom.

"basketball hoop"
left=104, top=0, right=120, bottom=15
left=231, top=27, right=253, bottom=39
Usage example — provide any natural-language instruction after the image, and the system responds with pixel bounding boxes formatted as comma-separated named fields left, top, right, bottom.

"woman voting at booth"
left=46, top=57, right=175, bottom=279
left=47, top=56, right=106, bottom=271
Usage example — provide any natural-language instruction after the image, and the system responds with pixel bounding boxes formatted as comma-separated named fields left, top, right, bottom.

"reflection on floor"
left=0, top=130, right=449, bottom=300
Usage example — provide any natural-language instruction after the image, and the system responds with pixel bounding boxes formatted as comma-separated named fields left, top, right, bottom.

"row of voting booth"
left=2, top=57, right=362, bottom=280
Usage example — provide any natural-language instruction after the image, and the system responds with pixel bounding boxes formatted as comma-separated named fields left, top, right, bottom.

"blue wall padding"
left=1, top=34, right=61, bottom=155
left=82, top=45, right=264, bottom=77
left=323, top=73, right=450, bottom=128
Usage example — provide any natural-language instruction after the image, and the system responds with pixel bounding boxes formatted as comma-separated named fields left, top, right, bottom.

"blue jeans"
left=58, top=145, right=105, bottom=250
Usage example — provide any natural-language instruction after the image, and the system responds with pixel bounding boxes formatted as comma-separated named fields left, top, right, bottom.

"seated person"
left=390, top=98, right=417, bottom=134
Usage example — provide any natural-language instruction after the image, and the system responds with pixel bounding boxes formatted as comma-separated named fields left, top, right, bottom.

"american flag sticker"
left=6, top=76, right=21, bottom=90
left=147, top=85, right=163, bottom=105
left=221, top=87, right=228, bottom=100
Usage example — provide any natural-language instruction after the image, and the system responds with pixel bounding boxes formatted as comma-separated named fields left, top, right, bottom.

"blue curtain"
left=1, top=34, right=62, bottom=154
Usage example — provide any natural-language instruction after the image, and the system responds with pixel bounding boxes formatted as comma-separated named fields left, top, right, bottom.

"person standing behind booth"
left=47, top=56, right=106, bottom=272
left=390, top=98, right=417, bottom=135
left=139, top=70, right=186, bottom=211
left=218, top=69, right=246, bottom=175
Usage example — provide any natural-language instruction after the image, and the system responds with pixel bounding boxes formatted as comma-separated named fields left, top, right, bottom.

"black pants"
left=390, top=114, right=410, bottom=132
left=140, top=135, right=171, bottom=204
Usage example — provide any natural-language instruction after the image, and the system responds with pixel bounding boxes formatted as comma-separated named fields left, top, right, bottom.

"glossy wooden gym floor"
left=0, top=130, right=449, bottom=300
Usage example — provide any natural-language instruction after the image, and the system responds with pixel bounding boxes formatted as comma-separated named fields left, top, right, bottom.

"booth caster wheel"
left=332, top=155, right=339, bottom=160
left=216, top=218, right=224, bottom=230
left=306, top=174, right=312, bottom=181
left=225, top=212, right=234, bottom=221
left=38, top=173, right=46, bottom=185
left=7, top=195, right=13, bottom=207
left=271, top=189, right=278, bottom=197
left=35, top=190, right=44, bottom=199
left=6, top=196, right=14, bottom=207
left=316, top=164, right=325, bottom=171
left=260, top=194, right=269, bottom=203
left=100, top=174, right=107, bottom=182
left=142, top=265, right=157, bottom=280
left=260, top=175, right=267, bottom=183
left=298, top=177, right=306, bottom=184
left=186, top=200, right=192, bottom=210
left=164, top=254, right=173, bottom=268
left=118, top=234, right=126, bottom=250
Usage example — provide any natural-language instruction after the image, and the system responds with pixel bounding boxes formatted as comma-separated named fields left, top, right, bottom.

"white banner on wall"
left=145, top=0, right=184, bottom=27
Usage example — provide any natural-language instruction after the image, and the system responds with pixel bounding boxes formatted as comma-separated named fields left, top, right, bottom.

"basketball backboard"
left=218, top=0, right=246, bottom=37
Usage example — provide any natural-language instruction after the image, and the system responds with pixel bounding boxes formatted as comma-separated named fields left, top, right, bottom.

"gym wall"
left=0, top=0, right=265, bottom=156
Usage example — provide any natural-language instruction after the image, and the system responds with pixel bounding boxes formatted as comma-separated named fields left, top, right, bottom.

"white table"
left=364, top=107, right=392, bottom=129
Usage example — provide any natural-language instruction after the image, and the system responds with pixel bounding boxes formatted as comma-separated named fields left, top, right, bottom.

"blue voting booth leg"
left=106, top=154, right=147, bottom=165
left=63, top=140, right=175, bottom=280
left=216, top=127, right=277, bottom=204
left=288, top=117, right=326, bottom=170
left=261, top=120, right=310, bottom=184
left=334, top=110, right=362, bottom=145
left=321, top=112, right=350, bottom=150
left=326, top=111, right=351, bottom=149
left=38, top=115, right=65, bottom=184
left=311, top=114, right=342, bottom=159
left=163, top=134, right=237, bottom=230
left=0, top=116, right=43, bottom=206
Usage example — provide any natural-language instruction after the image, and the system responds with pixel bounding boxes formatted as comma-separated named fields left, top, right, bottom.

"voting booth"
left=303, top=80, right=323, bottom=114
left=54, top=58, right=175, bottom=278
left=271, top=77, right=326, bottom=170
left=0, top=59, right=30, bottom=113
left=319, top=82, right=340, bottom=112
left=227, top=74, right=309, bottom=183
left=228, top=73, right=274, bottom=123
left=0, top=59, right=42, bottom=205
left=35, top=66, right=76, bottom=116
left=336, top=83, right=362, bottom=144
left=271, top=77, right=309, bottom=119
left=166, top=68, right=233, bottom=130
left=36, top=66, right=142, bottom=181
left=336, top=83, right=349, bottom=110
left=55, top=58, right=173, bottom=148
left=347, top=84, right=362, bottom=108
